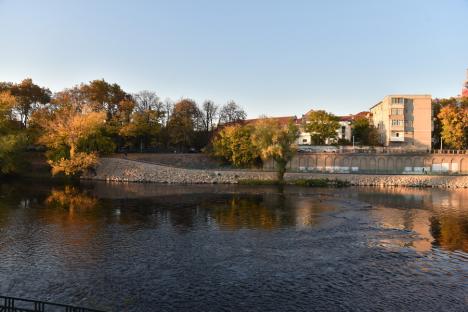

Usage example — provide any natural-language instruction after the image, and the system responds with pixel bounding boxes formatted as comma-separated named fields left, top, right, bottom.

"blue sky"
left=0, top=0, right=467, bottom=118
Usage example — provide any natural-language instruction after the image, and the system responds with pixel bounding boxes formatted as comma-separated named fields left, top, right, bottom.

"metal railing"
left=0, top=296, right=104, bottom=312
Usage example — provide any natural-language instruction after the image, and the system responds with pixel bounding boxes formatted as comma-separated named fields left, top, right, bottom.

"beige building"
left=370, top=95, right=432, bottom=149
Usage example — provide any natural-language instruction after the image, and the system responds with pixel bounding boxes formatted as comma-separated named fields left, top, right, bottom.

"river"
left=0, top=180, right=466, bottom=311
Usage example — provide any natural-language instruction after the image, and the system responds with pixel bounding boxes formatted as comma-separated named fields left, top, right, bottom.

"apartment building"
left=370, top=95, right=432, bottom=149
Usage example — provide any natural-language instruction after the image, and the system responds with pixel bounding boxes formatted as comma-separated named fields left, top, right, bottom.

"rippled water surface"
left=0, top=180, right=467, bottom=311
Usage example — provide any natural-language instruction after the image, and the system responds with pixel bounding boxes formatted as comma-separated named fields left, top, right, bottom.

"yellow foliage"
left=48, top=152, right=98, bottom=176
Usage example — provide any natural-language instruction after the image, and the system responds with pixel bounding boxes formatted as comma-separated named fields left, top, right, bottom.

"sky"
left=0, top=0, right=467, bottom=118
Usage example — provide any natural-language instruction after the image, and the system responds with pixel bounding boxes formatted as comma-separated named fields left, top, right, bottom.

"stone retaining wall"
left=83, top=158, right=468, bottom=188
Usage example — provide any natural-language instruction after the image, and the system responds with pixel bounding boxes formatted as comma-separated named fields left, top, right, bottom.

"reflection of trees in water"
left=430, top=215, right=468, bottom=252
left=209, top=194, right=295, bottom=230
left=46, top=186, right=98, bottom=211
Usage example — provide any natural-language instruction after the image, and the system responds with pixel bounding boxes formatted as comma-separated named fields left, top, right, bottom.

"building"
left=370, top=95, right=432, bottom=149
left=296, top=111, right=370, bottom=145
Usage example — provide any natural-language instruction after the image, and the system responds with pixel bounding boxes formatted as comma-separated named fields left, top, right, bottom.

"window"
left=302, top=139, right=307, bottom=143
left=391, top=108, right=403, bottom=115
left=391, top=97, right=404, bottom=104
left=396, top=132, right=399, bottom=137
left=391, top=120, right=403, bottom=126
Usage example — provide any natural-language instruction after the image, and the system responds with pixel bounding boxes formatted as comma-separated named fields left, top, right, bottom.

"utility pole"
left=440, top=137, right=443, bottom=152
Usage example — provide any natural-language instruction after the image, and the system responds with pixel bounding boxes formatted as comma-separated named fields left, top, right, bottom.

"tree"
left=212, top=124, right=259, bottom=167
left=252, top=118, right=299, bottom=182
left=0, top=132, right=27, bottom=175
left=8, top=78, right=51, bottom=127
left=0, top=91, right=27, bottom=175
left=305, top=110, right=339, bottom=145
left=119, top=110, right=163, bottom=151
left=200, top=100, right=219, bottom=132
left=37, top=103, right=107, bottom=176
left=81, top=79, right=130, bottom=121
left=218, top=101, right=247, bottom=125
left=134, top=90, right=162, bottom=113
left=352, top=116, right=379, bottom=146
left=167, top=99, right=200, bottom=150
left=438, top=104, right=468, bottom=149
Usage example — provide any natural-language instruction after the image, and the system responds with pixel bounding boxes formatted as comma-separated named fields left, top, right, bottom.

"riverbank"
left=82, top=158, right=468, bottom=188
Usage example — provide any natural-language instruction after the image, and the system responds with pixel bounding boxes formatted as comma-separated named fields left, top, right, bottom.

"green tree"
left=0, top=91, right=27, bottom=175
left=352, top=116, right=379, bottom=146
left=212, top=124, right=259, bottom=167
left=252, top=118, right=299, bottom=182
left=305, top=110, right=339, bottom=145
left=119, top=110, right=163, bottom=151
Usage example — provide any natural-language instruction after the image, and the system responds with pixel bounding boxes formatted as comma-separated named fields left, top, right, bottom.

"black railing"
left=0, top=296, right=104, bottom=312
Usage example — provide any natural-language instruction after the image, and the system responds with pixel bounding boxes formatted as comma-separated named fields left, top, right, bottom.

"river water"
left=0, top=180, right=466, bottom=311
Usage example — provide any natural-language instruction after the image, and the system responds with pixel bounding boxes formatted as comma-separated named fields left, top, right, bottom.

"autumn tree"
left=305, top=110, right=339, bottom=145
left=438, top=104, right=468, bottom=149
left=167, top=99, right=200, bottom=151
left=81, top=79, right=130, bottom=120
left=252, top=118, right=299, bottom=182
left=5, top=78, right=52, bottom=127
left=218, top=101, right=247, bottom=125
left=37, top=100, right=107, bottom=176
left=212, top=124, right=259, bottom=167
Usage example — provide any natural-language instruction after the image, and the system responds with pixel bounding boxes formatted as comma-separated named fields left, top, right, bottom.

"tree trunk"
left=70, top=144, right=76, bottom=159
left=276, top=159, right=287, bottom=183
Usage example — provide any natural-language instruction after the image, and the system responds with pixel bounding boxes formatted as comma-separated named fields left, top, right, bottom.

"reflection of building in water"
left=365, top=187, right=468, bottom=252
left=371, top=207, right=433, bottom=252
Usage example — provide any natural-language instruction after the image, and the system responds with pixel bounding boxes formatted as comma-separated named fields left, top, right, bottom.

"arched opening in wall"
left=310, top=156, right=319, bottom=171
left=297, top=157, right=303, bottom=170
left=377, top=158, right=386, bottom=173
left=387, top=158, right=395, bottom=173
left=413, top=157, right=424, bottom=168
left=341, top=157, right=350, bottom=172
left=460, top=158, right=466, bottom=173
left=368, top=158, right=376, bottom=173
left=396, top=158, right=405, bottom=173
left=450, top=158, right=459, bottom=173
left=333, top=157, right=339, bottom=168
left=351, top=157, right=360, bottom=172
left=359, top=157, right=367, bottom=171
left=431, top=158, right=439, bottom=173
left=404, top=157, right=413, bottom=173
left=325, top=157, right=333, bottom=171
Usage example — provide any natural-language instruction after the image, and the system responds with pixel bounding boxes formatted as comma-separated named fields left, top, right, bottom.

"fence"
left=0, top=296, right=104, bottom=312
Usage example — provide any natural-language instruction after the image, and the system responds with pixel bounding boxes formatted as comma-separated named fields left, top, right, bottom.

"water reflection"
left=0, top=181, right=467, bottom=311
left=351, top=187, right=468, bottom=252
left=0, top=182, right=466, bottom=254
left=46, top=186, right=98, bottom=211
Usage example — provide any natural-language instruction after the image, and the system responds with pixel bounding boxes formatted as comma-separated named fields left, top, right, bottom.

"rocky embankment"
left=83, top=158, right=468, bottom=188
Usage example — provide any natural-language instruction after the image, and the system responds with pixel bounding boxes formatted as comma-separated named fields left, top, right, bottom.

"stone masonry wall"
left=84, top=158, right=468, bottom=188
